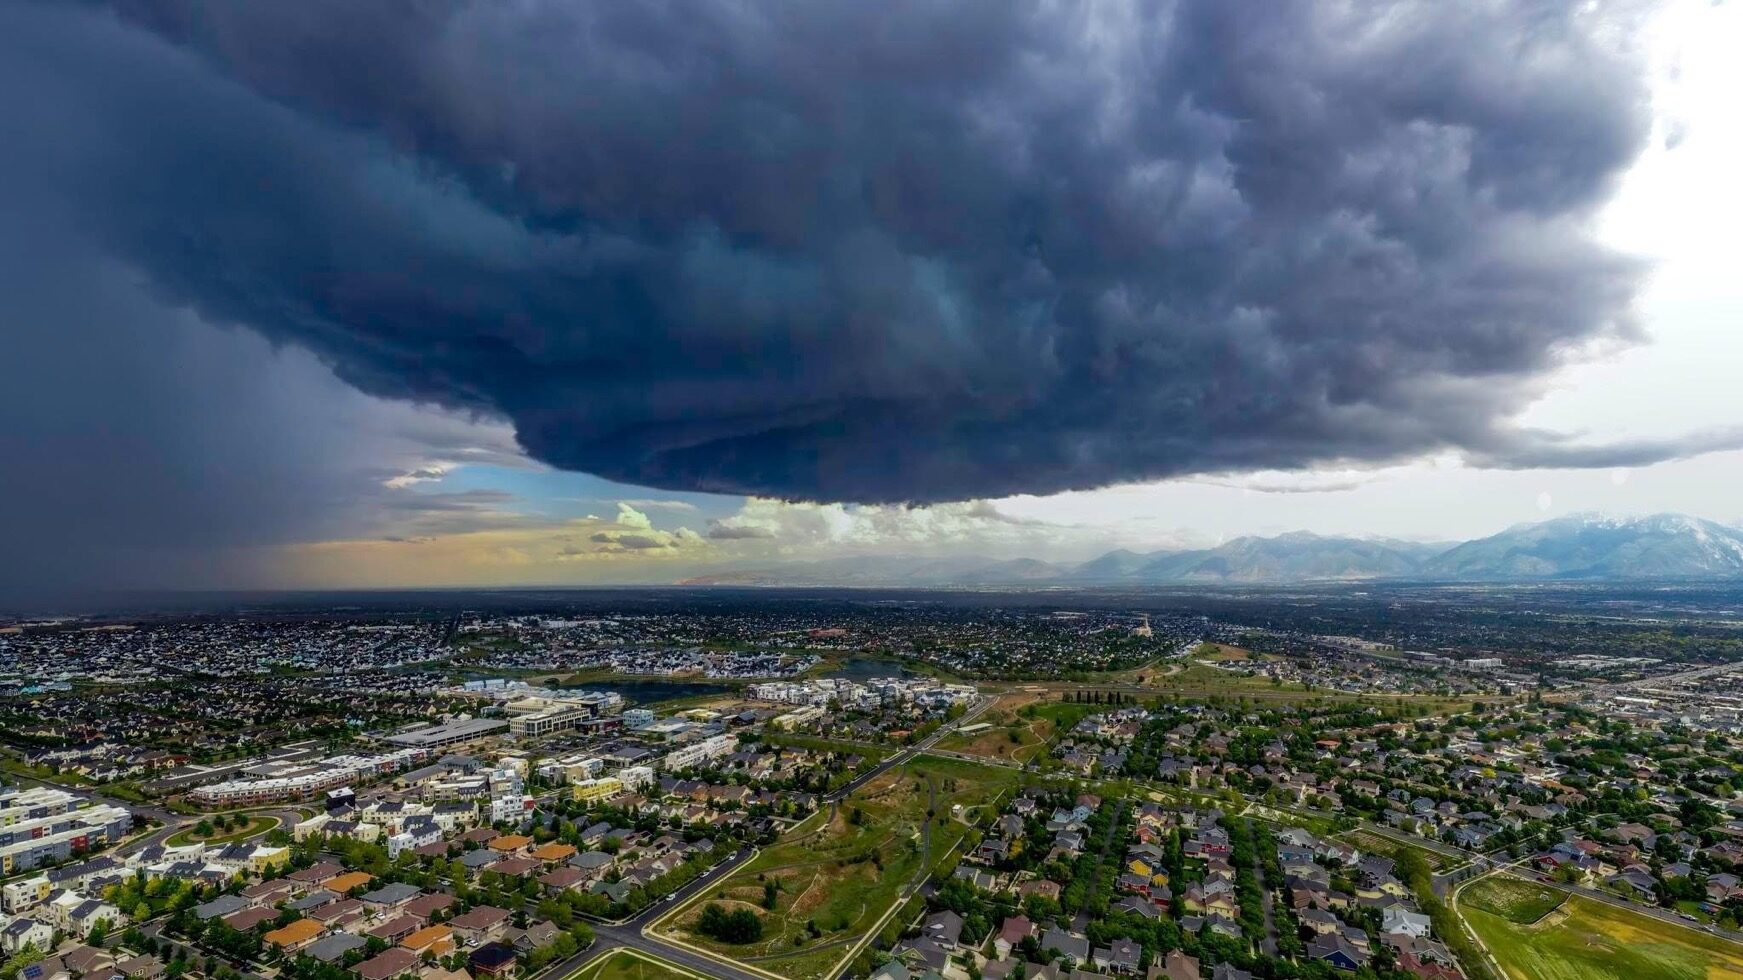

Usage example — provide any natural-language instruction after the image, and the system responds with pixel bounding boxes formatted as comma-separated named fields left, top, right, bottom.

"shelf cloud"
left=3, top=0, right=1674, bottom=508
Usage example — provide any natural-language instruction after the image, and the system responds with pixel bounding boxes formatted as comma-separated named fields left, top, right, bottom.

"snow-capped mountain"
left=1420, top=513, right=1743, bottom=581
left=1076, top=532, right=1442, bottom=584
left=677, top=513, right=1743, bottom=586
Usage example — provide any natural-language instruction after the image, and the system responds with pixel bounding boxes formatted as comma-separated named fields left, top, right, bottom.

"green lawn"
left=1461, top=876, right=1565, bottom=924
left=1121, top=663, right=1485, bottom=715
left=657, top=755, right=1018, bottom=979
left=569, top=950, right=700, bottom=980
left=166, top=815, right=278, bottom=847
left=1194, top=643, right=1268, bottom=663
left=1463, top=889, right=1743, bottom=980
left=1342, top=829, right=1459, bottom=872
left=760, top=733, right=895, bottom=761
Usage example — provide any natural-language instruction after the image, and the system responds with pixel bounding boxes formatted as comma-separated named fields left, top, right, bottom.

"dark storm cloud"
left=5, top=0, right=1668, bottom=505
left=0, top=65, right=522, bottom=605
left=1469, top=426, right=1743, bottom=470
left=0, top=202, right=520, bottom=605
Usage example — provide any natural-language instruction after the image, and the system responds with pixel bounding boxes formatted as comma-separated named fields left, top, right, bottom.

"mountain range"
left=678, top=513, right=1743, bottom=586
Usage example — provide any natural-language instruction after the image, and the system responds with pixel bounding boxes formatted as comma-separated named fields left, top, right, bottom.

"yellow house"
left=1128, top=858, right=1153, bottom=878
left=5, top=874, right=52, bottom=909
left=249, top=846, right=292, bottom=874
left=571, top=778, right=623, bottom=803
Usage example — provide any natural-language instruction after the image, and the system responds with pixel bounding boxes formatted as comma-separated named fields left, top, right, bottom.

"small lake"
left=566, top=678, right=734, bottom=705
left=822, top=657, right=916, bottom=681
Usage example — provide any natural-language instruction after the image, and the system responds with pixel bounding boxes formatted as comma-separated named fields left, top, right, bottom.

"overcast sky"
left=2, top=0, right=1740, bottom=600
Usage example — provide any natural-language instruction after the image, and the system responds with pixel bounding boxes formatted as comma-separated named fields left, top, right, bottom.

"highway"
left=1586, top=660, right=1743, bottom=695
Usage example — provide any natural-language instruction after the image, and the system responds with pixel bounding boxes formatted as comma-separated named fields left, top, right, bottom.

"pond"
left=564, top=678, right=734, bottom=705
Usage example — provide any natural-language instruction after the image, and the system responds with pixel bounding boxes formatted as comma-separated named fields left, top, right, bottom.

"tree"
left=0, top=946, right=48, bottom=980
left=696, top=904, right=763, bottom=944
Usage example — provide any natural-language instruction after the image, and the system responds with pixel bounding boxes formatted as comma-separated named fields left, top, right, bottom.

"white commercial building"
left=661, top=734, right=739, bottom=772
left=189, top=747, right=431, bottom=806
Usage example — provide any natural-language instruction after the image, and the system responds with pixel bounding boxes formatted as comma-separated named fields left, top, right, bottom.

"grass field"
left=935, top=692, right=1053, bottom=762
left=1195, top=643, right=1266, bottom=662
left=569, top=950, right=701, bottom=980
left=1020, top=699, right=1102, bottom=740
left=1461, top=876, right=1565, bottom=924
left=1129, top=664, right=1486, bottom=714
left=1342, top=829, right=1459, bottom=872
left=657, top=755, right=1019, bottom=979
left=1463, top=886, right=1743, bottom=980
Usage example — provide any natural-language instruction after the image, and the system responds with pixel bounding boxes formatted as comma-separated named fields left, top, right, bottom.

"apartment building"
left=0, top=794, right=131, bottom=876
left=661, top=734, right=739, bottom=772
left=570, top=777, right=623, bottom=804
left=189, top=748, right=430, bottom=806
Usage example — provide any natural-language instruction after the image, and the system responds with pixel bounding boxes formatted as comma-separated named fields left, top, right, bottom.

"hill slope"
left=1128, top=532, right=1440, bottom=583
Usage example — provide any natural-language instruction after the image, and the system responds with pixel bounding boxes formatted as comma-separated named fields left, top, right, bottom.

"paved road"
left=140, top=920, right=270, bottom=980
left=1248, top=819, right=1279, bottom=957
left=1073, top=800, right=1124, bottom=932
left=544, top=845, right=767, bottom=980
left=922, top=748, right=1026, bottom=770
left=831, top=695, right=996, bottom=796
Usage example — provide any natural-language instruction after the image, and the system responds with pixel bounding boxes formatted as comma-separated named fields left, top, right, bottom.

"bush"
left=696, top=903, right=764, bottom=944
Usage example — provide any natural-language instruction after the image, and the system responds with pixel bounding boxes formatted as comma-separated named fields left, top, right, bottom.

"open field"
left=1463, top=888, right=1743, bottom=980
left=1019, top=699, right=1101, bottom=739
left=569, top=950, right=701, bottom=980
left=1461, top=876, right=1564, bottom=924
left=935, top=691, right=1053, bottom=762
left=1342, top=829, right=1461, bottom=872
left=990, top=670, right=1484, bottom=718
left=1194, top=643, right=1267, bottom=662
left=1132, top=665, right=1488, bottom=714
left=657, top=756, right=1019, bottom=979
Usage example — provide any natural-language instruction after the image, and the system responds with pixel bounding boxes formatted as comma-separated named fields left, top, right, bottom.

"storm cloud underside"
left=3, top=1, right=1676, bottom=504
